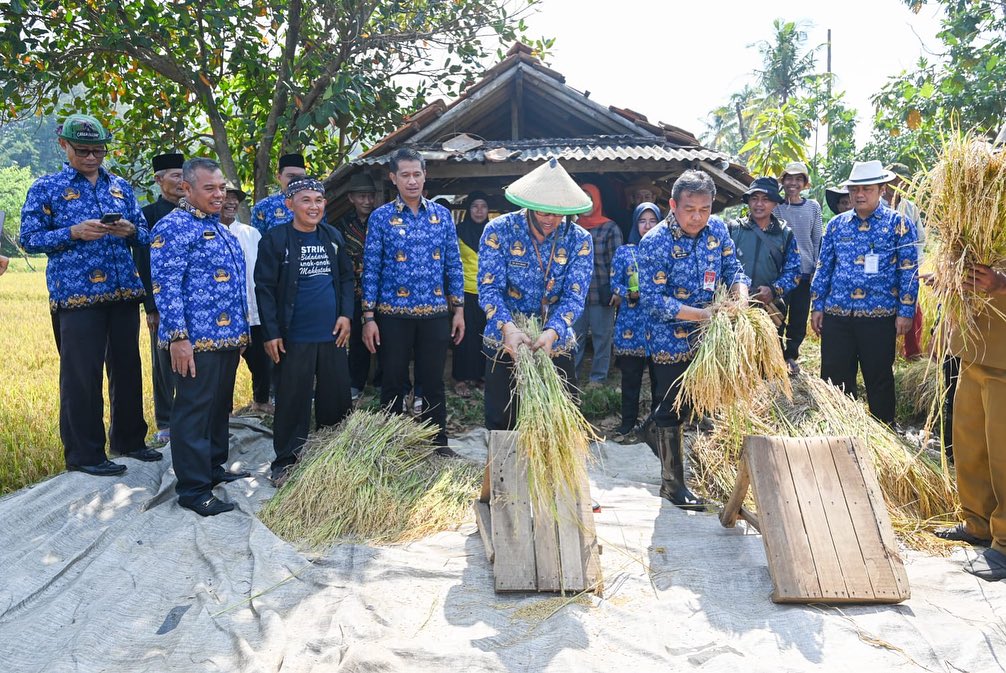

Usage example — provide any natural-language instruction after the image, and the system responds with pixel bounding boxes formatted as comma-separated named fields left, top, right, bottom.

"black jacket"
left=255, top=222, right=355, bottom=342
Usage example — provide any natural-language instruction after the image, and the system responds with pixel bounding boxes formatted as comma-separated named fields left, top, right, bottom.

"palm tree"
left=753, top=19, right=818, bottom=106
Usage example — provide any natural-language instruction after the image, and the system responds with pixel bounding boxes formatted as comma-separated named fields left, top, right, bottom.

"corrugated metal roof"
left=349, top=136, right=732, bottom=167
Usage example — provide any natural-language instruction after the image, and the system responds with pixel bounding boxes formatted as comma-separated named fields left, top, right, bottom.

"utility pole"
left=826, top=28, right=833, bottom=161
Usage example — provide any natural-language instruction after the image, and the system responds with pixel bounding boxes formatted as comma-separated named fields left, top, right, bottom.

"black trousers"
left=619, top=355, right=656, bottom=427
left=783, top=276, right=812, bottom=361
left=348, top=299, right=379, bottom=391
left=820, top=313, right=897, bottom=424
left=171, top=349, right=239, bottom=502
left=272, top=341, right=352, bottom=473
left=484, top=351, right=576, bottom=431
left=58, top=302, right=148, bottom=467
left=452, top=293, right=487, bottom=382
left=378, top=315, right=451, bottom=444
left=942, top=355, right=961, bottom=457
left=240, top=325, right=272, bottom=404
left=651, top=360, right=691, bottom=428
left=149, top=321, right=175, bottom=430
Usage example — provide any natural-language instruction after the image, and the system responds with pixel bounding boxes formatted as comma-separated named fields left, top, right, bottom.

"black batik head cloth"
left=285, top=177, right=326, bottom=198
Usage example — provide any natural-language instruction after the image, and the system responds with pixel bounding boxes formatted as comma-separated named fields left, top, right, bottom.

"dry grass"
left=675, top=290, right=791, bottom=418
left=509, top=314, right=599, bottom=517
left=0, top=261, right=252, bottom=495
left=691, top=373, right=960, bottom=552
left=259, top=410, right=483, bottom=548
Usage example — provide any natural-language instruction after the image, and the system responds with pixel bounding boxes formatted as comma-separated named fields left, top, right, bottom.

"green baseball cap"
left=58, top=114, right=112, bottom=145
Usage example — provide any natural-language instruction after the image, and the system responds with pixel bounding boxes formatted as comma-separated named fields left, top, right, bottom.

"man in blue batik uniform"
left=251, top=153, right=307, bottom=233
left=151, top=158, right=252, bottom=516
left=20, top=113, right=160, bottom=476
left=811, top=160, right=919, bottom=425
left=477, top=158, right=594, bottom=430
left=638, top=170, right=750, bottom=510
left=361, top=148, right=465, bottom=453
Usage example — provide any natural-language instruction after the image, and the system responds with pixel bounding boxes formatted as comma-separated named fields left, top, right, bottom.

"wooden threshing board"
left=721, top=435, right=910, bottom=604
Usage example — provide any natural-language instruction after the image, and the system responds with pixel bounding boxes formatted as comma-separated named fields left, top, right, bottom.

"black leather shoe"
left=116, top=447, right=163, bottom=462
left=964, top=548, right=1006, bottom=582
left=67, top=460, right=127, bottom=477
left=212, top=469, right=251, bottom=486
left=179, top=495, right=234, bottom=517
left=934, top=523, right=992, bottom=546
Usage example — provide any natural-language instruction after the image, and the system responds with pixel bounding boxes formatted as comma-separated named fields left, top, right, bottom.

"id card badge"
left=864, top=253, right=880, bottom=275
left=703, top=270, right=717, bottom=291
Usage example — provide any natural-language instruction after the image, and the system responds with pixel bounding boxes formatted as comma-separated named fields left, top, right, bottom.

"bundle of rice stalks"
left=909, top=129, right=1006, bottom=339
left=893, top=357, right=939, bottom=422
left=259, top=410, right=482, bottom=548
left=690, top=375, right=960, bottom=552
left=674, top=289, right=791, bottom=418
left=510, top=314, right=599, bottom=514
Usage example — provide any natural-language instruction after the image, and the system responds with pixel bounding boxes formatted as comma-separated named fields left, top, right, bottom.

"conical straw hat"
left=504, top=158, right=592, bottom=215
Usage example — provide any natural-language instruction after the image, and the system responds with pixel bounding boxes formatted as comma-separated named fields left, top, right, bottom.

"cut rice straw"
left=259, top=410, right=482, bottom=548
left=508, top=314, right=599, bottom=519
left=691, top=374, right=960, bottom=553
left=675, top=287, right=791, bottom=418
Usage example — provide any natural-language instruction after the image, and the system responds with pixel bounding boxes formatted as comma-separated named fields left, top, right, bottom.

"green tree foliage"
left=0, top=115, right=64, bottom=175
left=739, top=103, right=806, bottom=177
left=0, top=165, right=34, bottom=252
left=754, top=19, right=818, bottom=106
left=869, top=0, right=1006, bottom=170
left=0, top=0, right=539, bottom=198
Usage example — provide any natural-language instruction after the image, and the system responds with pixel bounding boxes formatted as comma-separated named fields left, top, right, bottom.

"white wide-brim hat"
left=842, top=160, right=897, bottom=187
left=505, top=158, right=592, bottom=215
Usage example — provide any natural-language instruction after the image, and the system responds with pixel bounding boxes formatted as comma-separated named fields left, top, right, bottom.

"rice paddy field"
left=0, top=259, right=253, bottom=495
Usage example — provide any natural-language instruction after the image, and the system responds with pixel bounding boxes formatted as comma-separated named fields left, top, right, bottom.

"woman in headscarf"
left=452, top=191, right=492, bottom=396
left=611, top=202, right=660, bottom=436
left=572, top=183, right=623, bottom=384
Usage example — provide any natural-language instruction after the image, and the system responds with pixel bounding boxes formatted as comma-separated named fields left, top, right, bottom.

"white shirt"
left=224, top=219, right=262, bottom=326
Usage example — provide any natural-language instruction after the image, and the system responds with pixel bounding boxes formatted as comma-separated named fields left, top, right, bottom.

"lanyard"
left=530, top=219, right=562, bottom=320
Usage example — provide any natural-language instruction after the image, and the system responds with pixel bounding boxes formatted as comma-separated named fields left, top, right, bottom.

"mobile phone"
left=100, top=213, right=122, bottom=224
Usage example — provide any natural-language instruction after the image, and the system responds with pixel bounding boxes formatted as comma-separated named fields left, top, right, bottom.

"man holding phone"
left=20, top=113, right=160, bottom=477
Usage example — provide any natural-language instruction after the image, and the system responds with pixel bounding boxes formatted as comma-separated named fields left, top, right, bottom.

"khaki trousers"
left=953, top=361, right=1006, bottom=554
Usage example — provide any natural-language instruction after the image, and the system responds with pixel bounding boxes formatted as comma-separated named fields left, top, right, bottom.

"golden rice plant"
left=674, top=288, right=791, bottom=418
left=259, top=410, right=482, bottom=548
left=909, top=129, right=1006, bottom=340
left=893, top=357, right=940, bottom=421
left=691, top=375, right=960, bottom=552
left=509, top=314, right=598, bottom=515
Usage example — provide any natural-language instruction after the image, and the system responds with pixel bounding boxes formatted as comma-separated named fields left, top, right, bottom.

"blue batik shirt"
left=610, top=244, right=648, bottom=357
left=19, top=163, right=149, bottom=311
left=811, top=203, right=919, bottom=319
left=638, top=216, right=750, bottom=364
left=477, top=210, right=593, bottom=354
left=150, top=199, right=251, bottom=352
left=251, top=193, right=293, bottom=234
left=361, top=196, right=464, bottom=318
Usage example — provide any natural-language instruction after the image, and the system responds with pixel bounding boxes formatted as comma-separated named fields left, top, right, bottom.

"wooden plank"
left=532, top=495, right=562, bottom=592
left=847, top=437, right=910, bottom=599
left=488, top=431, right=537, bottom=591
left=556, top=485, right=586, bottom=594
left=575, top=470, right=603, bottom=594
left=479, top=462, right=491, bottom=503
left=473, top=500, right=495, bottom=564
left=744, top=436, right=823, bottom=601
left=720, top=457, right=752, bottom=528
left=803, top=436, right=876, bottom=601
left=784, top=438, right=849, bottom=601
left=833, top=437, right=910, bottom=602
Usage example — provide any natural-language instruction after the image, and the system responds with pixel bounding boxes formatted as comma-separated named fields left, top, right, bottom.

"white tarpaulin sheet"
left=0, top=418, right=1003, bottom=672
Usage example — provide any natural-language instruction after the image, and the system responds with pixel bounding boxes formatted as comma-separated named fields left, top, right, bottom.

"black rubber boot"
left=657, top=425, right=705, bottom=511
left=640, top=414, right=659, bottom=458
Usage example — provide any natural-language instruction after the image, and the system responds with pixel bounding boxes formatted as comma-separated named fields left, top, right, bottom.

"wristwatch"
left=362, top=315, right=375, bottom=325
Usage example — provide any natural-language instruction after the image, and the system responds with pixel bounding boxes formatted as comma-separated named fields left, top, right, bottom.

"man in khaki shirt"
left=936, top=263, right=1006, bottom=581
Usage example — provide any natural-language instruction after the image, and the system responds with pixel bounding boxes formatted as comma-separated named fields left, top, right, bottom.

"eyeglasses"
left=69, top=145, right=108, bottom=158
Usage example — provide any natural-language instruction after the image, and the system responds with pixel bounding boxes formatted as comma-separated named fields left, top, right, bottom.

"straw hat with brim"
left=825, top=186, right=849, bottom=214
left=225, top=182, right=247, bottom=201
left=779, top=161, right=811, bottom=185
left=842, top=160, right=896, bottom=187
left=504, top=158, right=592, bottom=215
